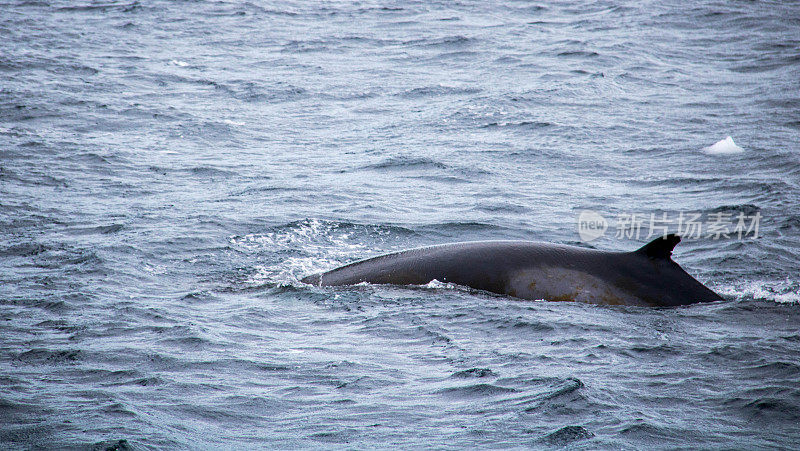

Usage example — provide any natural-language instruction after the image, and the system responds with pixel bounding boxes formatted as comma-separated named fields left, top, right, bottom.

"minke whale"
left=301, top=234, right=724, bottom=306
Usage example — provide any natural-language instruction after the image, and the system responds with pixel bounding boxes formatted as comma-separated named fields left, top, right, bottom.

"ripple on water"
left=359, top=156, right=449, bottom=171
left=15, top=348, right=82, bottom=365
left=396, top=85, right=482, bottom=98
left=436, top=383, right=518, bottom=398
left=540, top=425, right=594, bottom=446
left=450, top=368, right=498, bottom=379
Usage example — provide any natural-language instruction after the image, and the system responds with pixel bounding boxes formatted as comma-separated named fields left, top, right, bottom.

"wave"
left=57, top=2, right=142, bottom=13
left=396, top=85, right=482, bottom=98
left=540, top=425, right=594, bottom=446
left=359, top=156, right=448, bottom=171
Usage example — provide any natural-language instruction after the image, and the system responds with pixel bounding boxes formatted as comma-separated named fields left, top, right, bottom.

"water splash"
left=718, top=278, right=800, bottom=304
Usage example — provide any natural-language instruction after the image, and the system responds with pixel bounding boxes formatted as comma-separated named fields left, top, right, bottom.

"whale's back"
left=304, top=241, right=607, bottom=294
left=301, top=236, right=723, bottom=306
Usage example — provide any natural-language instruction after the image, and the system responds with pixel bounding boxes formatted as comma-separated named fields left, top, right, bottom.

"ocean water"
left=1, top=0, right=799, bottom=448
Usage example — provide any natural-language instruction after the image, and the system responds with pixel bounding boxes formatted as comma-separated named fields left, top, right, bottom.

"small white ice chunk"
left=703, top=136, right=744, bottom=154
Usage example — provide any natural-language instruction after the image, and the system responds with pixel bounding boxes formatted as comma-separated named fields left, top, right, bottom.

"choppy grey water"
left=2, top=0, right=799, bottom=449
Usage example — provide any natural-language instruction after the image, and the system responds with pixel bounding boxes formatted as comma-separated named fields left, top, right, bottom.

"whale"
left=301, top=234, right=724, bottom=306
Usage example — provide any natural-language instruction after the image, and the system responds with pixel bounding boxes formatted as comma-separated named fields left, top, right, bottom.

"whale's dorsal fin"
left=635, top=234, right=680, bottom=259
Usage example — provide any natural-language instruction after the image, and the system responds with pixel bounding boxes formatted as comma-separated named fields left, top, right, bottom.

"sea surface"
left=2, top=0, right=799, bottom=449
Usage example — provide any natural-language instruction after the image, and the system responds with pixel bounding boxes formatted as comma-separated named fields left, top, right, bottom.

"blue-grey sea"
left=2, top=0, right=799, bottom=449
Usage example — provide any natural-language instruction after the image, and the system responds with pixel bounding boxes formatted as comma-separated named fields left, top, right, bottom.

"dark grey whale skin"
left=301, top=234, right=724, bottom=307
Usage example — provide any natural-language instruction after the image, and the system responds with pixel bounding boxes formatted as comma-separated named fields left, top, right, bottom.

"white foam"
left=717, top=279, right=800, bottom=304
left=423, top=279, right=460, bottom=290
left=228, top=219, right=381, bottom=287
left=703, top=136, right=744, bottom=155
